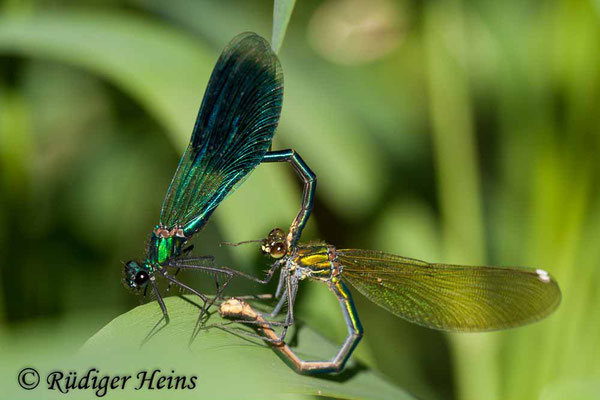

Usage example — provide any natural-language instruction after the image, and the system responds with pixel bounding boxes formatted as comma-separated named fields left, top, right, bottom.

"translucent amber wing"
left=338, top=249, right=561, bottom=332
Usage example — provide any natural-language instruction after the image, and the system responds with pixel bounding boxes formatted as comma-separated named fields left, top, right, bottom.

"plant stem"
left=424, top=1, right=500, bottom=399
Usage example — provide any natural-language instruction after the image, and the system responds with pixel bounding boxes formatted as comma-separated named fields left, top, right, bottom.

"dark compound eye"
left=134, top=271, right=149, bottom=286
left=270, top=242, right=287, bottom=259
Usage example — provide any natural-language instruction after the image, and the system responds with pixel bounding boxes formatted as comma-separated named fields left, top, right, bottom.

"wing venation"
left=160, top=33, right=283, bottom=236
left=338, top=249, right=561, bottom=331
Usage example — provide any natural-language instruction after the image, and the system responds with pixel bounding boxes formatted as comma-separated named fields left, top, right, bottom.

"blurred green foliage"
left=1, top=0, right=599, bottom=399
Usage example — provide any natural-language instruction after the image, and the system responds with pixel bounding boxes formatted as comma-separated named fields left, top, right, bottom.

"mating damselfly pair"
left=123, top=32, right=561, bottom=374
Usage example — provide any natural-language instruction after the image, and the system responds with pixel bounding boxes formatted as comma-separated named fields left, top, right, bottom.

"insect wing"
left=159, top=32, right=283, bottom=236
left=338, top=249, right=561, bottom=332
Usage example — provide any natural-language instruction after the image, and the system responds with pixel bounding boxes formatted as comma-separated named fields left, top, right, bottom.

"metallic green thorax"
left=146, top=226, right=187, bottom=265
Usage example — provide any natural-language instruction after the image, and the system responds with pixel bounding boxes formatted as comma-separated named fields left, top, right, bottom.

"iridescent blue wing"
left=159, top=33, right=283, bottom=236
left=339, top=249, right=561, bottom=332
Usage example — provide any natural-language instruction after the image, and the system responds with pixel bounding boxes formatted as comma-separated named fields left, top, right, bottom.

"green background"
left=1, top=0, right=599, bottom=399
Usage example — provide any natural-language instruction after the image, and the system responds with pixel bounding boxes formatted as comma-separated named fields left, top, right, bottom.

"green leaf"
left=272, top=0, right=296, bottom=53
left=423, top=3, right=498, bottom=400
left=0, top=11, right=300, bottom=263
left=80, top=296, right=414, bottom=399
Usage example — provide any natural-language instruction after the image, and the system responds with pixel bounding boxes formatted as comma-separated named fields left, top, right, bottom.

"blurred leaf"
left=0, top=11, right=300, bottom=264
left=0, top=11, right=210, bottom=144
left=79, top=296, right=415, bottom=400
left=424, top=2, right=498, bottom=400
left=272, top=0, right=296, bottom=53
left=541, top=379, right=600, bottom=400
left=372, top=200, right=440, bottom=261
left=0, top=88, right=31, bottom=203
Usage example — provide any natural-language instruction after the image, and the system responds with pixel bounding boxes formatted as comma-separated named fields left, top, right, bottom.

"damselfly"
left=123, top=33, right=316, bottom=324
left=220, top=228, right=561, bottom=374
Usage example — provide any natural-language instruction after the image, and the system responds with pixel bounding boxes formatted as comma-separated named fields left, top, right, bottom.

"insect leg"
left=165, top=252, right=207, bottom=293
left=161, top=271, right=208, bottom=306
left=170, top=259, right=280, bottom=285
left=273, top=270, right=286, bottom=298
left=276, top=275, right=298, bottom=343
left=151, top=279, right=169, bottom=322
left=242, top=275, right=298, bottom=342
left=140, top=280, right=172, bottom=346
left=141, top=285, right=148, bottom=304
left=266, top=290, right=288, bottom=318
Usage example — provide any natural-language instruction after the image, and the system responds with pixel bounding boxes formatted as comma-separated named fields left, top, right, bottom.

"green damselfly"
left=220, top=228, right=561, bottom=374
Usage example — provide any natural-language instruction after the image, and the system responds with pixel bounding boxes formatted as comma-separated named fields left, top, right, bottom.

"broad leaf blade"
left=82, top=296, right=415, bottom=399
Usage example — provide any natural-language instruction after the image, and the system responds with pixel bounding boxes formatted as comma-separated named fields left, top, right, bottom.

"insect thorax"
left=146, top=226, right=187, bottom=265
left=293, top=245, right=339, bottom=281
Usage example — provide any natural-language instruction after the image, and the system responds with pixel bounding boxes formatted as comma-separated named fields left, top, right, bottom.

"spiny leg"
left=220, top=261, right=280, bottom=285
left=224, top=269, right=287, bottom=323
left=166, top=268, right=181, bottom=293
left=173, top=260, right=286, bottom=326
left=161, top=271, right=209, bottom=323
left=166, top=260, right=288, bottom=335
left=228, top=275, right=298, bottom=342
left=163, top=260, right=235, bottom=340
left=202, top=318, right=286, bottom=345
left=169, top=256, right=228, bottom=306
left=266, top=290, right=288, bottom=318
left=141, top=280, right=170, bottom=346
left=153, top=280, right=169, bottom=321
left=165, top=260, right=242, bottom=309
left=193, top=271, right=234, bottom=341
left=209, top=275, right=297, bottom=341
left=170, top=258, right=280, bottom=286
left=213, top=298, right=289, bottom=345
left=273, top=271, right=286, bottom=300
left=167, top=254, right=213, bottom=293
left=276, top=275, right=298, bottom=343
left=248, top=269, right=286, bottom=319
left=217, top=290, right=292, bottom=336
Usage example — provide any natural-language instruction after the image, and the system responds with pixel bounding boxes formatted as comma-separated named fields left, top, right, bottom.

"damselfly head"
left=124, top=260, right=152, bottom=290
left=261, top=228, right=288, bottom=259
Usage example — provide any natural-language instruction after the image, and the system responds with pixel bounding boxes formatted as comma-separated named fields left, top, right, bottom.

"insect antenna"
left=219, top=239, right=263, bottom=247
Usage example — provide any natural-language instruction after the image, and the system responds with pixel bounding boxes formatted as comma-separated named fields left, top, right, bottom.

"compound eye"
left=268, top=228, right=285, bottom=240
left=134, top=271, right=149, bottom=286
left=270, top=242, right=287, bottom=259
